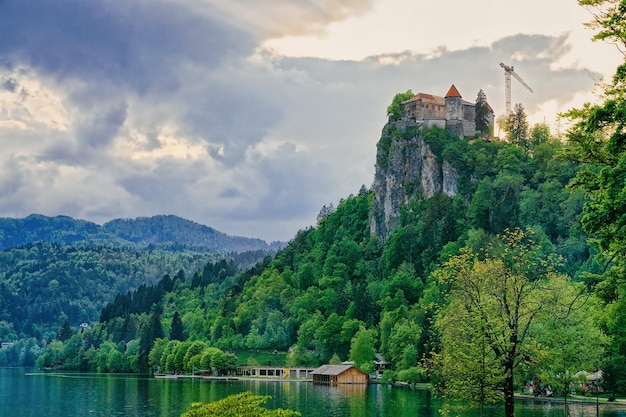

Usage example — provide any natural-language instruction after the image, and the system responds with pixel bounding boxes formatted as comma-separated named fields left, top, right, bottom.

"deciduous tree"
left=386, top=90, right=413, bottom=121
left=349, top=326, right=376, bottom=374
left=434, top=229, right=553, bottom=417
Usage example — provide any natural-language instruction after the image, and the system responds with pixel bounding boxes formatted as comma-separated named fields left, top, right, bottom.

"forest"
left=0, top=214, right=277, bottom=368
left=15, top=2, right=626, bottom=417
left=34, top=104, right=613, bottom=415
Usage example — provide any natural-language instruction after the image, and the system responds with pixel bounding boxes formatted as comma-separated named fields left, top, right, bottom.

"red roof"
left=403, top=92, right=445, bottom=105
left=445, top=84, right=462, bottom=98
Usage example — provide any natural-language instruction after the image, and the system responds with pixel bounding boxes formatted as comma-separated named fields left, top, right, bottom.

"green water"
left=2, top=368, right=626, bottom=416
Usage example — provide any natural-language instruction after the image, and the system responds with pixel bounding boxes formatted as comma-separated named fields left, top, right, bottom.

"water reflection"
left=3, top=369, right=626, bottom=417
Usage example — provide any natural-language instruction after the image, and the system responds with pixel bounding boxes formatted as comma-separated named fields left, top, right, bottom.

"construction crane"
left=499, top=62, right=533, bottom=113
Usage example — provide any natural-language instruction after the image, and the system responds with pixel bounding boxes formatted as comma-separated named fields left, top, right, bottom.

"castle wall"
left=425, top=119, right=446, bottom=129
left=445, top=96, right=462, bottom=121
left=446, top=119, right=464, bottom=138
left=403, top=99, right=444, bottom=122
left=462, top=103, right=475, bottom=122
left=462, top=120, right=476, bottom=137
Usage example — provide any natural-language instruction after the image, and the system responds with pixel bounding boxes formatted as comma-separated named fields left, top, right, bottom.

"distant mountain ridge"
left=103, top=215, right=284, bottom=252
left=0, top=214, right=284, bottom=252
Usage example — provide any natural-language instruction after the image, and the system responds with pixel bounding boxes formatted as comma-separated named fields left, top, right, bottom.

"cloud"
left=0, top=1, right=600, bottom=241
left=198, top=0, right=376, bottom=37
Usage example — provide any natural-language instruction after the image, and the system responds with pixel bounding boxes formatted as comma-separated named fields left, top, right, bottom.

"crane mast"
left=499, top=63, right=533, bottom=113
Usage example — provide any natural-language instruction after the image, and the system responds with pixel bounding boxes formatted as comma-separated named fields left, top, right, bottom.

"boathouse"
left=312, top=364, right=368, bottom=385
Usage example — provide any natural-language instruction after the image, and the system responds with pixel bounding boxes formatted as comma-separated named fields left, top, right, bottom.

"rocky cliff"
left=369, top=123, right=459, bottom=240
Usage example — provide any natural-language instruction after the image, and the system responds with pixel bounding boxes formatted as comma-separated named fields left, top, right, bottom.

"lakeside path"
left=515, top=393, right=626, bottom=407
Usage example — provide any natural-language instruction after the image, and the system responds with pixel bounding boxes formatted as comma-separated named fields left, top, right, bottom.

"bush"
left=180, top=391, right=300, bottom=417
left=397, top=366, right=427, bottom=386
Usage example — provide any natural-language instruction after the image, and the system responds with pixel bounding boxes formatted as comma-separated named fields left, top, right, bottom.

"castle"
left=400, top=85, right=494, bottom=138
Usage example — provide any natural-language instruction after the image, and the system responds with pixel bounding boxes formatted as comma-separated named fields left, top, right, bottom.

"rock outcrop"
left=369, top=124, right=459, bottom=241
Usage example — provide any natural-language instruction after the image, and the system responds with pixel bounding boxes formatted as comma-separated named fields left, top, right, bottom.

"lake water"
left=2, top=368, right=626, bottom=417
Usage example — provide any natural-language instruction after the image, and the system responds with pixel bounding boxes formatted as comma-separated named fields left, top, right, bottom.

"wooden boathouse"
left=311, top=364, right=369, bottom=385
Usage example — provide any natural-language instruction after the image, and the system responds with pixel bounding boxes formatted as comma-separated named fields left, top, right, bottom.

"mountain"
left=0, top=214, right=127, bottom=250
left=103, top=215, right=283, bottom=252
left=0, top=214, right=282, bottom=342
left=0, top=214, right=284, bottom=252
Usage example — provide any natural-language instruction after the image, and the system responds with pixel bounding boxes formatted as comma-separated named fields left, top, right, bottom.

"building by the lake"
left=311, top=364, right=369, bottom=385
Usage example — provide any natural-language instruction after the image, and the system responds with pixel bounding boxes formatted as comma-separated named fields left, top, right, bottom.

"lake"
left=2, top=368, right=626, bottom=416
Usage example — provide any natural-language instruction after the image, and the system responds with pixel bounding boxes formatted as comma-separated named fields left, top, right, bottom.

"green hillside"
left=36, top=122, right=612, bottom=396
left=23, top=6, right=626, bottom=417
left=0, top=214, right=280, bottom=364
left=0, top=214, right=282, bottom=252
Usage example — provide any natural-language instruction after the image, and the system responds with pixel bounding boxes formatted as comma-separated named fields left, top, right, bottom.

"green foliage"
left=386, top=90, right=413, bottom=121
left=0, top=242, right=215, bottom=340
left=422, top=126, right=458, bottom=164
left=505, top=103, right=529, bottom=153
left=170, top=311, right=185, bottom=341
left=138, top=313, right=164, bottom=373
left=475, top=89, right=491, bottom=138
left=433, top=229, right=567, bottom=417
left=562, top=1, right=626, bottom=396
left=397, top=366, right=427, bottom=386
left=532, top=277, right=606, bottom=402
left=349, top=327, right=376, bottom=374
left=57, top=320, right=74, bottom=342
left=29, top=51, right=626, bottom=417
left=180, top=392, right=300, bottom=417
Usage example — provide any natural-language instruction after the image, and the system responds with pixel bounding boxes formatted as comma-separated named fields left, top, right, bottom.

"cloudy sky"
left=0, top=0, right=621, bottom=242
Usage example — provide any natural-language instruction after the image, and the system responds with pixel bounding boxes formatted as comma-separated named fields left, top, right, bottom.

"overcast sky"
left=0, top=0, right=621, bottom=242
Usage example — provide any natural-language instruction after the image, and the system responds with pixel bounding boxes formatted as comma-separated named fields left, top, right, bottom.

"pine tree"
left=57, top=319, right=74, bottom=342
left=505, top=103, right=529, bottom=153
left=170, top=311, right=185, bottom=341
left=474, top=89, right=491, bottom=138
left=138, top=313, right=164, bottom=373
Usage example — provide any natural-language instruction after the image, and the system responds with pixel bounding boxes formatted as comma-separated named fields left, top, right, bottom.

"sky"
left=0, top=0, right=622, bottom=242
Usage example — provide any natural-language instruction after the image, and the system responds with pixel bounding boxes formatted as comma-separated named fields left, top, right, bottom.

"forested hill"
left=38, top=119, right=614, bottom=393
left=103, top=215, right=283, bottom=252
left=0, top=214, right=283, bottom=252
left=0, top=213, right=282, bottom=354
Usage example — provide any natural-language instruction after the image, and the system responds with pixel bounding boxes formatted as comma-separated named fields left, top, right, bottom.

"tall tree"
left=170, top=311, right=185, bottom=341
left=433, top=229, right=554, bottom=417
left=435, top=294, right=503, bottom=417
left=529, top=122, right=551, bottom=147
left=474, top=89, right=491, bottom=138
left=533, top=277, right=606, bottom=414
left=349, top=326, right=376, bottom=374
left=57, top=319, right=74, bottom=342
left=564, top=0, right=626, bottom=391
left=505, top=103, right=529, bottom=153
left=138, top=313, right=164, bottom=373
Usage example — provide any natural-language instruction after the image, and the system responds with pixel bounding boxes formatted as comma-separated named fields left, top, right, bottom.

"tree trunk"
left=504, top=359, right=515, bottom=417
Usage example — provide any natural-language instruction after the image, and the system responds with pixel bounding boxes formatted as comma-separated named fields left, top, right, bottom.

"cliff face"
left=369, top=124, right=459, bottom=241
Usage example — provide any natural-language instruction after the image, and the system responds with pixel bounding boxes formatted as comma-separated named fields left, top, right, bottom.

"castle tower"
left=444, top=84, right=462, bottom=120
left=444, top=84, right=464, bottom=138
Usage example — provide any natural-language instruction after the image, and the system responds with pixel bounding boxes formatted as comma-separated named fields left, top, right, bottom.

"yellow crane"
left=499, top=62, right=533, bottom=113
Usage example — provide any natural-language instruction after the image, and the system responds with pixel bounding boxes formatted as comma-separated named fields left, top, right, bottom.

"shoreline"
left=154, top=374, right=313, bottom=383
left=515, top=393, right=626, bottom=407
left=154, top=374, right=626, bottom=408
left=153, top=374, right=626, bottom=407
